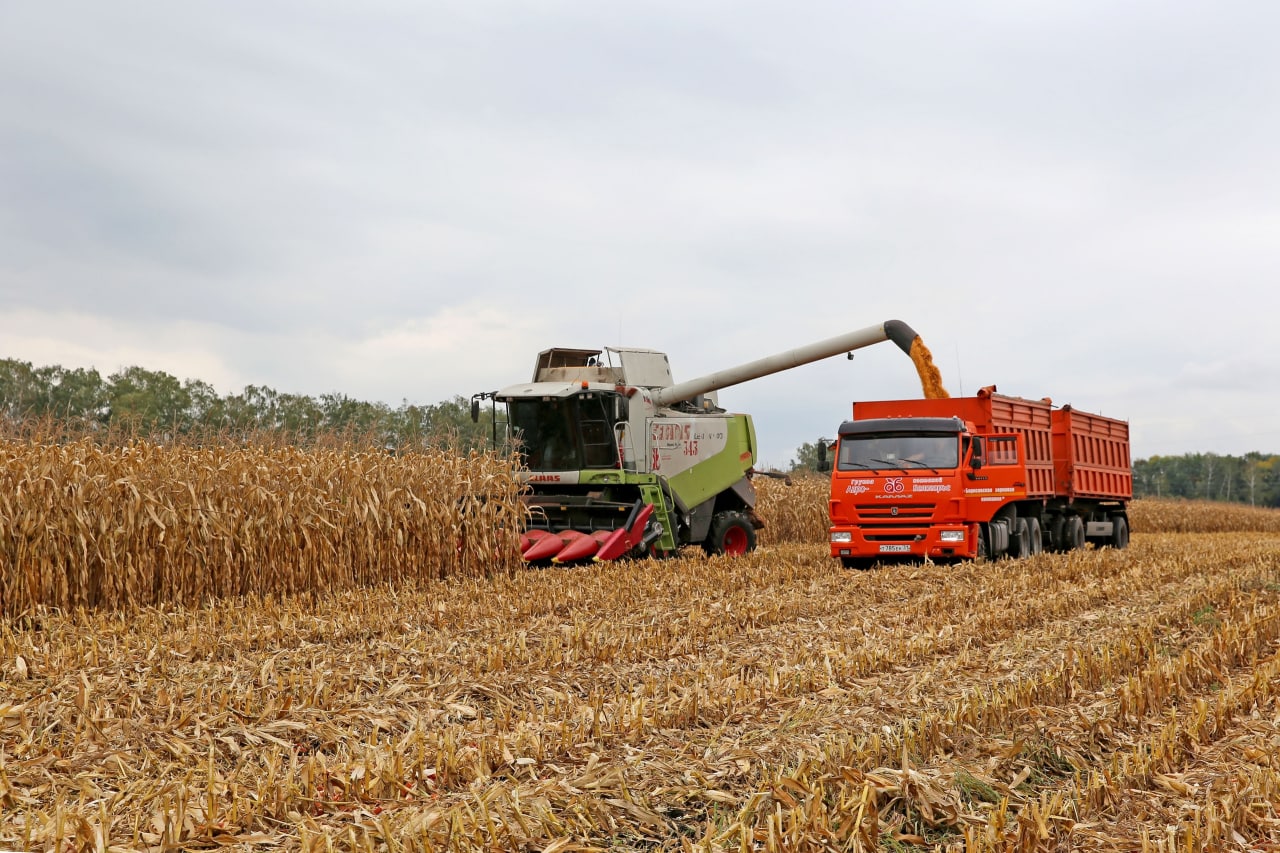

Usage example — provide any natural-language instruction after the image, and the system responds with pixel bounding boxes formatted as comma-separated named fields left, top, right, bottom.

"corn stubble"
left=4, top=439, right=1280, bottom=850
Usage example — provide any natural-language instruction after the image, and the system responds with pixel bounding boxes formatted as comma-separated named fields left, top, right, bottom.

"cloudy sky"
left=3, top=1, right=1278, bottom=467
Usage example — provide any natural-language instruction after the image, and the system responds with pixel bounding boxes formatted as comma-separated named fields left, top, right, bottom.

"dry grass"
left=6, top=441, right=1280, bottom=850
left=2, top=484, right=1280, bottom=845
left=5, top=498, right=1280, bottom=850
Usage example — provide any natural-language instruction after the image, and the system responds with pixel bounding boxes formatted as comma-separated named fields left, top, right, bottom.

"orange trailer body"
left=1051, top=406, right=1133, bottom=500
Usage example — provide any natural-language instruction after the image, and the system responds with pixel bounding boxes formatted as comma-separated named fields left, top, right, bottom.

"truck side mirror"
left=817, top=439, right=832, bottom=473
left=970, top=437, right=984, bottom=470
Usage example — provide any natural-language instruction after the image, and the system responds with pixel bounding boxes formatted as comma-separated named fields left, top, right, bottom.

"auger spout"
left=651, top=320, right=918, bottom=408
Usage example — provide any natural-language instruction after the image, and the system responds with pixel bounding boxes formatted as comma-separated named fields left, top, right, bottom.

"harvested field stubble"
left=5, top=523, right=1280, bottom=850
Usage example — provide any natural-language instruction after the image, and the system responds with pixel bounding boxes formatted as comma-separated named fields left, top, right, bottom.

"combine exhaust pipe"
left=651, top=319, right=918, bottom=408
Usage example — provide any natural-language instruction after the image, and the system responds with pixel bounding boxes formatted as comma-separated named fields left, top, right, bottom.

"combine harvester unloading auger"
left=472, top=320, right=920, bottom=563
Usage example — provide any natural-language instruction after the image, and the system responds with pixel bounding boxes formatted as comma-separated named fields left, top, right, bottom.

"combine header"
left=474, top=321, right=919, bottom=563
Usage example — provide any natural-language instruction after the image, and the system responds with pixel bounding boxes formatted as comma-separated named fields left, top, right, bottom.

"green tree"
left=275, top=393, right=325, bottom=436
left=422, top=395, right=493, bottom=451
left=0, top=360, right=109, bottom=425
left=0, top=359, right=46, bottom=420
left=788, top=439, right=834, bottom=474
left=107, top=366, right=194, bottom=433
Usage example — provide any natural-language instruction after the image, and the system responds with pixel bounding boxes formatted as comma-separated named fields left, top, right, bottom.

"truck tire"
left=1048, top=515, right=1066, bottom=552
left=703, top=511, right=757, bottom=556
left=975, top=524, right=989, bottom=561
left=1010, top=518, right=1031, bottom=559
left=1026, top=517, right=1043, bottom=555
left=1110, top=516, right=1130, bottom=549
left=1065, top=515, right=1086, bottom=551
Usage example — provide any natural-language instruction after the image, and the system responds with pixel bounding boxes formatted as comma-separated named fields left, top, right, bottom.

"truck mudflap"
left=520, top=500, right=659, bottom=563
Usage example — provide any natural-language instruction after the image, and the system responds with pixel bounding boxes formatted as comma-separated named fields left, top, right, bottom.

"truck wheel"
left=1026, top=517, right=1043, bottom=555
left=1010, top=518, right=1031, bottom=559
left=703, top=511, right=757, bottom=556
left=975, top=524, right=989, bottom=561
left=1110, top=516, right=1130, bottom=549
left=1048, top=516, right=1066, bottom=552
left=1065, top=515, right=1086, bottom=550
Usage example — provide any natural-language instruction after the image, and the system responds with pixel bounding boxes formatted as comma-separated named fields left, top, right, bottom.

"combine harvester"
left=473, top=321, right=920, bottom=563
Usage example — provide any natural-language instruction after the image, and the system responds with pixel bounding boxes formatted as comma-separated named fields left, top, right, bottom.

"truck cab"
left=829, top=416, right=1019, bottom=566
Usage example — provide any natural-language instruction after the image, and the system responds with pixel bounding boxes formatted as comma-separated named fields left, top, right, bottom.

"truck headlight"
left=939, top=530, right=965, bottom=542
left=830, top=531, right=852, bottom=543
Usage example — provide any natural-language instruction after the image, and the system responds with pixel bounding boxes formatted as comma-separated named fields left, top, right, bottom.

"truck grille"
left=852, top=503, right=935, bottom=521
left=865, top=533, right=926, bottom=542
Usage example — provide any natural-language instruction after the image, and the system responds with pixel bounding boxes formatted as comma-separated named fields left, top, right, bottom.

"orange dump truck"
left=827, top=385, right=1132, bottom=568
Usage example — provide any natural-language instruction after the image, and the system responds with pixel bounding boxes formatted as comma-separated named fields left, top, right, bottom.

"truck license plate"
left=878, top=544, right=912, bottom=553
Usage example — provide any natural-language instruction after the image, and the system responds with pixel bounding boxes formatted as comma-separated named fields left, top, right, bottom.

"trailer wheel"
left=1048, top=516, right=1066, bottom=552
left=1009, top=518, right=1031, bottom=559
left=1026, top=517, right=1043, bottom=555
left=703, top=511, right=757, bottom=556
left=1065, top=515, right=1086, bottom=550
left=1110, top=516, right=1130, bottom=549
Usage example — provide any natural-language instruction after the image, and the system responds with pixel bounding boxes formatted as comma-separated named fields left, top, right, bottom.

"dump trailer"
left=827, top=385, right=1132, bottom=568
left=474, top=320, right=920, bottom=563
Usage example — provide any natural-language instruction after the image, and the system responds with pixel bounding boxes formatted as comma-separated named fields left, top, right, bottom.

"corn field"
left=0, top=437, right=524, bottom=616
left=3, top=442, right=1280, bottom=850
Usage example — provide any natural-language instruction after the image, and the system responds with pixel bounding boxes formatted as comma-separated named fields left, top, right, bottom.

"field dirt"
left=4, top=529, right=1280, bottom=851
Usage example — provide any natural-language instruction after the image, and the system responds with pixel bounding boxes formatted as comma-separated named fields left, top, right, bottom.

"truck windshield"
left=837, top=434, right=959, bottom=472
left=507, top=394, right=620, bottom=471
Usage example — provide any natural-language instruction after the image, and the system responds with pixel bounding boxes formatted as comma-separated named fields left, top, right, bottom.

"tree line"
left=1132, top=453, right=1280, bottom=507
left=7, top=357, right=1278, bottom=506
left=0, top=358, right=494, bottom=451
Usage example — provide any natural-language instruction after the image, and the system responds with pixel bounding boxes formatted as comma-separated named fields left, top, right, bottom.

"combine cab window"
left=837, top=434, right=959, bottom=472
left=508, top=394, right=621, bottom=471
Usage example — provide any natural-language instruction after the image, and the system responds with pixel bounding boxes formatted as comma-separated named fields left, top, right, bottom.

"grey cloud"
left=3, top=1, right=1280, bottom=462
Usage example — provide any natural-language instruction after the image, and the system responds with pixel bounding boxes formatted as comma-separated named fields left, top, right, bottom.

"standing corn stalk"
left=0, top=438, right=525, bottom=616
